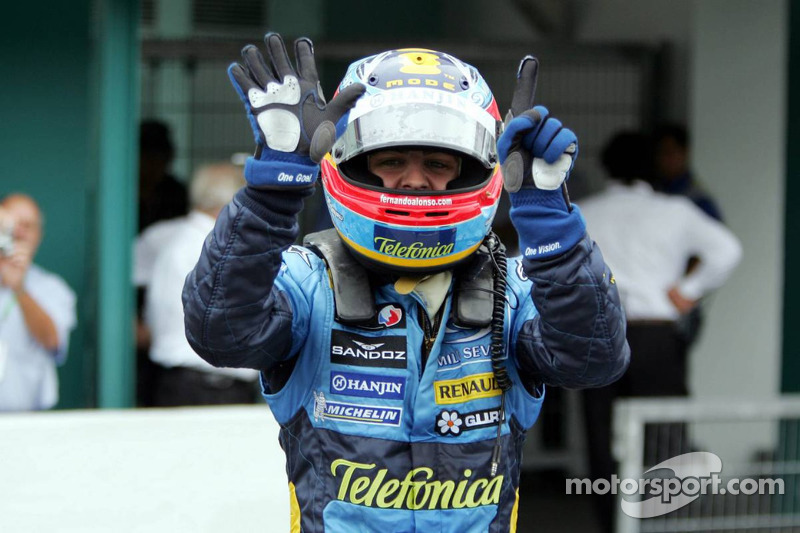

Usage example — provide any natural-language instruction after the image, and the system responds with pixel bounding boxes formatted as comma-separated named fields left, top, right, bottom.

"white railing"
left=613, top=396, right=800, bottom=533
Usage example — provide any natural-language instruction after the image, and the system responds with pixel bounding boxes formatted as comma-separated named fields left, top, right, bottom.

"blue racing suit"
left=183, top=186, right=629, bottom=532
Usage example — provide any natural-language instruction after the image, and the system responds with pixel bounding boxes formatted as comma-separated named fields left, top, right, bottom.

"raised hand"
left=228, top=33, right=365, bottom=188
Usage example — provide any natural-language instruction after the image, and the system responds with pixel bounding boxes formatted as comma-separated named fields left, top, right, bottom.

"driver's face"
left=368, top=150, right=460, bottom=191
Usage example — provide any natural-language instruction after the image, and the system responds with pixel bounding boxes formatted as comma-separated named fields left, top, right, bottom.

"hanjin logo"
left=330, top=370, right=405, bottom=400
left=331, top=330, right=407, bottom=369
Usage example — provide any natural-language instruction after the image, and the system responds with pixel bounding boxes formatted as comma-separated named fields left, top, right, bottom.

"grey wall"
left=689, top=1, right=786, bottom=462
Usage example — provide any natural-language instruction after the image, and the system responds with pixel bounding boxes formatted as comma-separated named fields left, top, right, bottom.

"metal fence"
left=613, top=397, right=800, bottom=533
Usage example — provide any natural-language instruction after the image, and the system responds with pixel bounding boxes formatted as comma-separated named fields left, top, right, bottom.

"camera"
left=0, top=222, right=14, bottom=257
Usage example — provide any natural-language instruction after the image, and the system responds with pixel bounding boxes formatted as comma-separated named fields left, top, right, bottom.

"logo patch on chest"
left=330, top=371, right=406, bottom=400
left=433, top=372, right=501, bottom=405
left=330, top=330, right=407, bottom=369
left=323, top=400, right=403, bottom=426
left=350, top=303, right=406, bottom=330
left=436, top=407, right=502, bottom=436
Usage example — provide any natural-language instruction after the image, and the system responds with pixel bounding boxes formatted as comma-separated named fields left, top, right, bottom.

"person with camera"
left=0, top=194, right=76, bottom=411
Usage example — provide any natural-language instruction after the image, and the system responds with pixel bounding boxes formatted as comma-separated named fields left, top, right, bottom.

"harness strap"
left=303, top=229, right=376, bottom=323
left=303, top=228, right=495, bottom=328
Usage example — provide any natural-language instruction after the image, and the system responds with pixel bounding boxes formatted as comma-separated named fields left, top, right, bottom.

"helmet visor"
left=333, top=88, right=498, bottom=169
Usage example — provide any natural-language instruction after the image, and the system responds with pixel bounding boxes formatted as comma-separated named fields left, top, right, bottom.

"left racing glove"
left=497, top=56, right=585, bottom=260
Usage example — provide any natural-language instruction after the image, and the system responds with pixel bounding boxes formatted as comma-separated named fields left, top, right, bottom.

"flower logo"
left=437, top=410, right=463, bottom=436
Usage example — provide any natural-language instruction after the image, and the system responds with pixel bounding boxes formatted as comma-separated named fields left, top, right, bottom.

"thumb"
left=309, top=121, right=336, bottom=163
left=311, top=84, right=367, bottom=163
left=324, top=83, right=366, bottom=122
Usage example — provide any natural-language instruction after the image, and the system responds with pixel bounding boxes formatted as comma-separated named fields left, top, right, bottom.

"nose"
left=399, top=162, right=430, bottom=190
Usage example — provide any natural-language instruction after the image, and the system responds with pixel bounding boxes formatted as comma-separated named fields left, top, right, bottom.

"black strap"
left=452, top=245, right=495, bottom=328
left=303, top=228, right=496, bottom=328
left=303, top=229, right=376, bottom=323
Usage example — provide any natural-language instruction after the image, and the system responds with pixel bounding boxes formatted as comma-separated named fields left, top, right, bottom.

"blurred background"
left=0, top=0, right=797, bottom=531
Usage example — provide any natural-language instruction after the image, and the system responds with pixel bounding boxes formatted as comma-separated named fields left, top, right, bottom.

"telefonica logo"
left=374, top=237, right=454, bottom=259
left=330, top=459, right=502, bottom=510
left=373, top=226, right=456, bottom=260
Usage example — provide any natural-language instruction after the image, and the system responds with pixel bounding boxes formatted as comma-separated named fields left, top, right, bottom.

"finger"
left=241, top=45, right=274, bottom=88
left=228, top=63, right=258, bottom=102
left=265, top=32, right=295, bottom=81
left=543, top=128, right=577, bottom=164
left=532, top=117, right=563, bottom=158
left=509, top=56, right=539, bottom=118
left=294, top=37, right=319, bottom=84
left=497, top=111, right=539, bottom=163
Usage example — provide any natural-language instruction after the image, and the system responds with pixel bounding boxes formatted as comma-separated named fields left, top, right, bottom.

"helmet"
left=320, top=48, right=503, bottom=275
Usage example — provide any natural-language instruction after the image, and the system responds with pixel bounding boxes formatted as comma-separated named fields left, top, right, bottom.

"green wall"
left=1, top=1, right=139, bottom=408
left=784, top=2, right=800, bottom=392
left=1, top=3, right=95, bottom=407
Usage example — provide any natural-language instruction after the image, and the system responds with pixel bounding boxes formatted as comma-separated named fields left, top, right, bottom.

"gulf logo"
left=378, top=305, right=403, bottom=327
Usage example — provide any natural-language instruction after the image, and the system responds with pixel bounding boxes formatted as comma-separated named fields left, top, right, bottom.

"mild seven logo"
left=373, top=226, right=456, bottom=260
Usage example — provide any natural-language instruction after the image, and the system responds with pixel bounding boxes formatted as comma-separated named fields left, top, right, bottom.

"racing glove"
left=497, top=56, right=585, bottom=260
left=228, top=33, right=365, bottom=189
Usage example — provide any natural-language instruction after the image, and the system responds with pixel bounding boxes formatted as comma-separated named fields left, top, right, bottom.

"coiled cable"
left=485, top=233, right=511, bottom=476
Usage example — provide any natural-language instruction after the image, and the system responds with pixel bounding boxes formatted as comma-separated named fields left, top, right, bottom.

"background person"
left=654, top=123, right=723, bottom=221
left=578, top=131, right=743, bottom=533
left=145, top=163, right=258, bottom=407
left=135, top=120, right=190, bottom=406
left=0, top=194, right=76, bottom=412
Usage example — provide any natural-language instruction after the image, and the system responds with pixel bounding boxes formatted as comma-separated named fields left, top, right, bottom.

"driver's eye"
left=371, top=157, right=406, bottom=169
left=425, top=159, right=455, bottom=172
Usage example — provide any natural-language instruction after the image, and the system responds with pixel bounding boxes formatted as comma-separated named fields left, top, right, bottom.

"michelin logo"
left=331, top=370, right=405, bottom=400
left=276, top=171, right=314, bottom=183
left=323, top=400, right=402, bottom=426
left=524, top=241, right=561, bottom=257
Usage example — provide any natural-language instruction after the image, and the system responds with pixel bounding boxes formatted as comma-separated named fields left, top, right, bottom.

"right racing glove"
left=228, top=33, right=365, bottom=189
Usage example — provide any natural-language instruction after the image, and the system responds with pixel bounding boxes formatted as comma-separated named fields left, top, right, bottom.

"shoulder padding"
left=453, top=245, right=495, bottom=328
left=303, top=229, right=376, bottom=323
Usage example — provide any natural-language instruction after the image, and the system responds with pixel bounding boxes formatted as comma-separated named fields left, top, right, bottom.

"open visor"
left=332, top=88, right=498, bottom=169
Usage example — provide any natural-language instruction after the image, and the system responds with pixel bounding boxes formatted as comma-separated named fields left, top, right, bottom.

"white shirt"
left=0, top=264, right=77, bottom=411
left=133, top=217, right=184, bottom=287
left=145, top=211, right=257, bottom=381
left=578, top=181, right=742, bottom=321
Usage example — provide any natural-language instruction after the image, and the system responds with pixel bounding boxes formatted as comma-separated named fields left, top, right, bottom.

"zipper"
left=418, top=303, right=443, bottom=377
